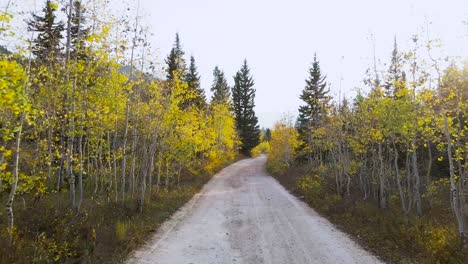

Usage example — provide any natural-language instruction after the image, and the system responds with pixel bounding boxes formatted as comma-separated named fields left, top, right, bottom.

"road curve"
left=127, top=156, right=383, bottom=264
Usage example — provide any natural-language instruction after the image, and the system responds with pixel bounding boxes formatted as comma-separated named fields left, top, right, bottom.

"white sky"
left=6, top=0, right=468, bottom=128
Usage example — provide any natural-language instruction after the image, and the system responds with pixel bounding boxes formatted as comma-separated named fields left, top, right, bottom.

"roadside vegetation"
left=0, top=0, right=265, bottom=262
left=267, top=42, right=467, bottom=263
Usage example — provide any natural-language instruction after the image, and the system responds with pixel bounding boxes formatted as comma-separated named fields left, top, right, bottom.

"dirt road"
left=128, top=156, right=383, bottom=264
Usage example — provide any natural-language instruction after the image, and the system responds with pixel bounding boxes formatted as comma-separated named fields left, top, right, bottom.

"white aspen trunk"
left=148, top=139, right=157, bottom=194
left=130, top=124, right=137, bottom=198
left=156, top=150, right=162, bottom=192
left=378, top=142, right=386, bottom=209
left=107, top=132, right=113, bottom=190
left=5, top=112, right=25, bottom=243
left=412, top=138, right=422, bottom=216
left=47, top=126, right=53, bottom=181
left=113, top=123, right=118, bottom=202
left=121, top=0, right=140, bottom=203
left=99, top=139, right=104, bottom=192
left=63, top=0, right=77, bottom=208
left=177, top=163, right=182, bottom=188
left=405, top=145, right=413, bottom=214
left=444, top=114, right=466, bottom=244
left=165, top=160, right=170, bottom=188
left=121, top=103, right=129, bottom=202
left=94, top=157, right=99, bottom=194
left=391, top=136, right=406, bottom=212
left=426, top=142, right=432, bottom=187
left=77, top=132, right=83, bottom=211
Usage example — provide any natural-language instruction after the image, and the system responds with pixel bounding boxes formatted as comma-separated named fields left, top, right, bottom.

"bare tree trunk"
left=121, top=103, right=129, bottom=202
left=378, top=142, right=386, bottom=209
left=405, top=145, right=413, bottom=214
left=412, top=138, right=422, bottom=216
left=77, top=132, right=84, bottom=211
left=165, top=160, right=170, bottom=188
left=98, top=140, right=104, bottom=192
left=426, top=141, right=432, bottom=186
left=107, top=131, right=113, bottom=191
left=130, top=123, right=137, bottom=198
left=94, top=157, right=99, bottom=194
left=177, top=163, right=182, bottom=188
left=156, top=150, right=162, bottom=192
left=148, top=139, right=157, bottom=194
left=391, top=136, right=406, bottom=212
left=121, top=0, right=140, bottom=203
left=444, top=114, right=466, bottom=244
left=113, top=123, right=118, bottom=202
left=47, top=126, right=53, bottom=181
left=5, top=112, right=25, bottom=243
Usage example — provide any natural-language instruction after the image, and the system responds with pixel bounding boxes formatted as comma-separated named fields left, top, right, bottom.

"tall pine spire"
left=296, top=54, right=329, bottom=131
left=70, top=0, right=89, bottom=60
left=232, top=59, right=260, bottom=156
left=296, top=54, right=329, bottom=162
left=210, top=66, right=230, bottom=104
left=165, top=33, right=186, bottom=81
left=27, top=0, right=65, bottom=62
left=183, top=55, right=207, bottom=108
left=384, top=36, right=406, bottom=98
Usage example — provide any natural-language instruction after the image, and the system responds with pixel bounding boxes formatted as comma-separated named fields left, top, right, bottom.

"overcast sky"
left=8, top=0, right=468, bottom=128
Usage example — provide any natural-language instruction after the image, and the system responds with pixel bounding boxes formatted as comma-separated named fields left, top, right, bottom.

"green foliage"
left=165, top=33, right=186, bottom=81
left=296, top=53, right=330, bottom=144
left=232, top=59, right=260, bottom=156
left=210, top=66, right=230, bottom=104
left=183, top=55, right=206, bottom=109
left=26, top=0, right=64, bottom=61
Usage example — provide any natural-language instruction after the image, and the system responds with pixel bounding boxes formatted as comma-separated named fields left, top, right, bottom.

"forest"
left=0, top=0, right=266, bottom=262
left=265, top=38, right=467, bottom=263
left=1, top=0, right=467, bottom=263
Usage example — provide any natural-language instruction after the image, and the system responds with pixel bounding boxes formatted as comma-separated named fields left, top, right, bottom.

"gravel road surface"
left=128, top=155, right=383, bottom=264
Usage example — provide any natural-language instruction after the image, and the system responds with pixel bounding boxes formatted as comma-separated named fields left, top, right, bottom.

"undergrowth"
left=271, top=166, right=467, bottom=264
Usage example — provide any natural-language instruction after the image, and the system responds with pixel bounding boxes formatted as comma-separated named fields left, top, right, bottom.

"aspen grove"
left=0, top=0, right=239, bottom=262
left=267, top=41, right=467, bottom=262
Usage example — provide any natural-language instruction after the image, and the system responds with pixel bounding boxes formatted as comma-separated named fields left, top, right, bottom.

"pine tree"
left=165, top=33, right=186, bottom=81
left=296, top=54, right=329, bottom=162
left=210, top=66, right=230, bottom=104
left=264, top=128, right=271, bottom=142
left=70, top=0, right=89, bottom=60
left=296, top=54, right=329, bottom=132
left=27, top=0, right=65, bottom=62
left=183, top=55, right=206, bottom=108
left=384, top=37, right=406, bottom=97
left=232, top=60, right=260, bottom=156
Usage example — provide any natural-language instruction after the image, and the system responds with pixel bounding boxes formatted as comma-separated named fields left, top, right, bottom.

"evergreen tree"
left=27, top=0, right=65, bottom=62
left=296, top=54, right=329, bottom=161
left=183, top=55, right=206, bottom=108
left=232, top=60, right=260, bottom=156
left=70, top=0, right=89, bottom=60
left=210, top=66, right=230, bottom=104
left=264, top=128, right=271, bottom=142
left=384, top=37, right=406, bottom=97
left=165, top=33, right=186, bottom=81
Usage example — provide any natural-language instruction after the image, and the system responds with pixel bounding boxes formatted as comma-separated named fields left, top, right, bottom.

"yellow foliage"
left=251, top=141, right=270, bottom=157
left=115, top=222, right=127, bottom=241
left=267, top=115, right=299, bottom=175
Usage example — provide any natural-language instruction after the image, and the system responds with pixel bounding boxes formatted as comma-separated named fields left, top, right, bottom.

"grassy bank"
left=271, top=166, right=466, bottom=264
left=0, top=163, right=232, bottom=264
